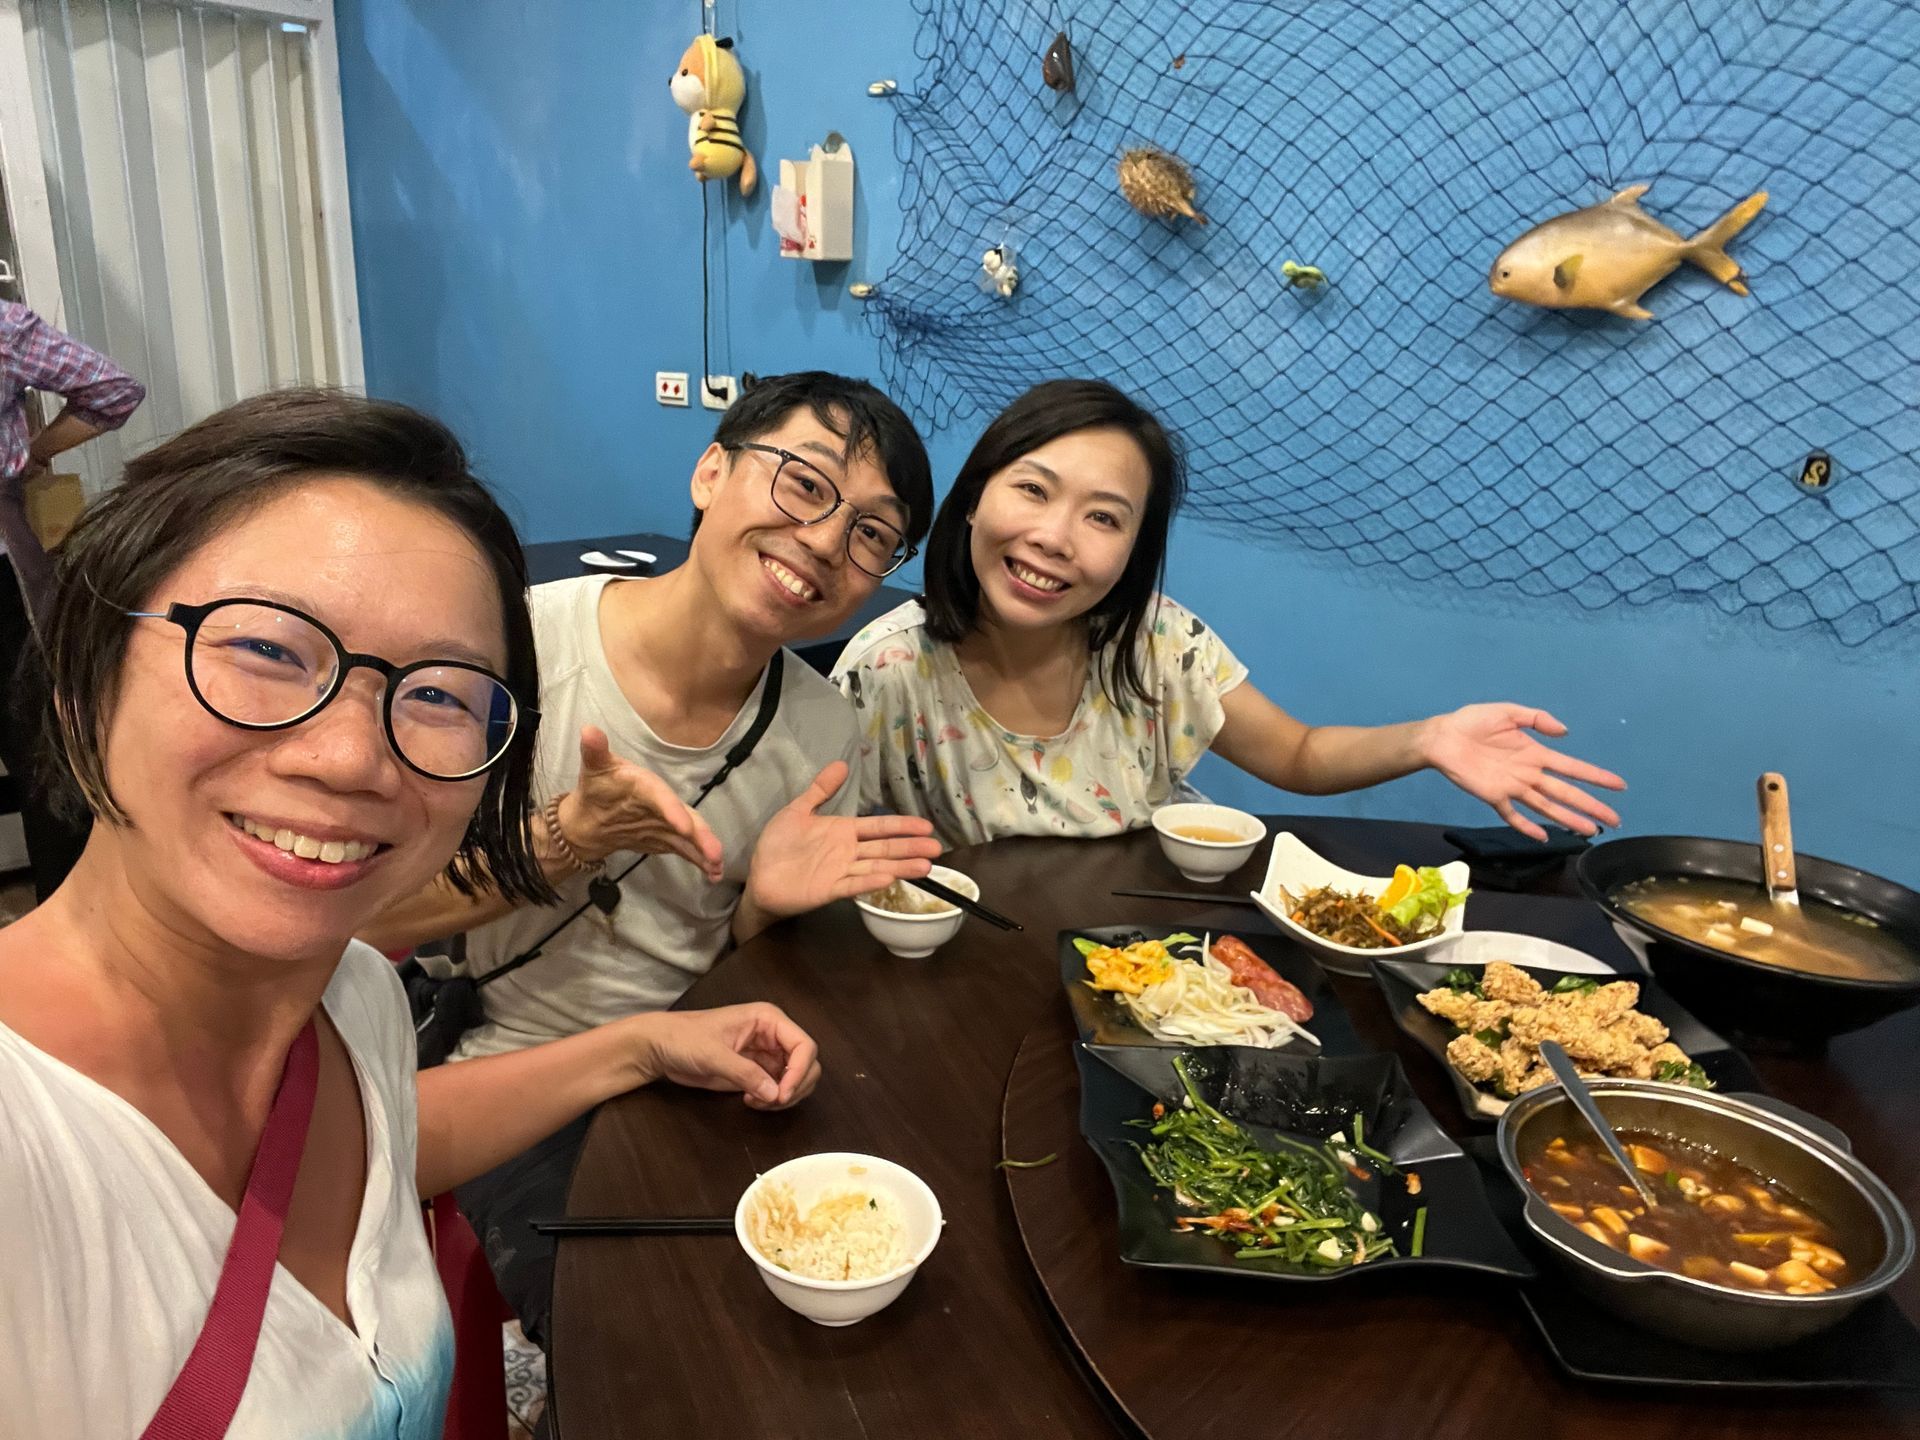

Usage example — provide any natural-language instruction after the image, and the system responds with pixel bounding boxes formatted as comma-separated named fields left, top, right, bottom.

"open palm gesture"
left=745, top=761, right=942, bottom=919
left=561, top=726, right=725, bottom=881
left=1425, top=704, right=1625, bottom=841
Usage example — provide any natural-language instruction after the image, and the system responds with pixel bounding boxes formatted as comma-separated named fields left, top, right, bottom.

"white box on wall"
left=772, top=137, right=854, bottom=263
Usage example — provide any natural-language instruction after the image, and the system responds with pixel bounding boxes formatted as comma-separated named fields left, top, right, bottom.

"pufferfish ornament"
left=1117, top=147, right=1207, bottom=225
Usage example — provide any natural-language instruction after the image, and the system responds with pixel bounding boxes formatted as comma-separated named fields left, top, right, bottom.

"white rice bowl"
left=746, top=1180, right=909, bottom=1281
left=735, top=1152, right=944, bottom=1326
left=864, top=878, right=958, bottom=916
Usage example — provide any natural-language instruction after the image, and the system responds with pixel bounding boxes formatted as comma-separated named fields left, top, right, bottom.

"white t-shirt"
left=454, top=575, right=860, bottom=1060
left=830, top=596, right=1248, bottom=848
left=0, top=941, right=452, bottom=1440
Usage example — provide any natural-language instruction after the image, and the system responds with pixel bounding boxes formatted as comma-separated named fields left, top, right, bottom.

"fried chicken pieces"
left=1417, top=962, right=1693, bottom=1097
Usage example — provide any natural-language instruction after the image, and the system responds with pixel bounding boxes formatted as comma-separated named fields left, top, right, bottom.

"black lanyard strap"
left=477, top=649, right=785, bottom=988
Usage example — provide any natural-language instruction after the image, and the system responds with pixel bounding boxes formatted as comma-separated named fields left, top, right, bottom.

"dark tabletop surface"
left=549, top=818, right=1920, bottom=1439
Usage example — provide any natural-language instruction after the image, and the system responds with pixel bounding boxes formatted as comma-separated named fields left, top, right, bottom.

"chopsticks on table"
left=1111, top=888, right=1263, bottom=907
left=531, top=1216, right=734, bottom=1237
left=914, top=874, right=1022, bottom=931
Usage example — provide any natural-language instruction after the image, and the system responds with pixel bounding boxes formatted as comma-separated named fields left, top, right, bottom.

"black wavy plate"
left=1372, top=957, right=1762, bottom=1123
left=1076, top=1041, right=1535, bottom=1283
left=1060, top=924, right=1364, bottom=1054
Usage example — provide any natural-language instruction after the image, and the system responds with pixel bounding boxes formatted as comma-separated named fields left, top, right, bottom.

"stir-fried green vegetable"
left=1449, top=968, right=1603, bottom=999
left=994, top=1153, right=1059, bottom=1170
left=1128, top=1057, right=1398, bottom=1267
left=1551, top=975, right=1600, bottom=996
left=1652, top=1058, right=1713, bottom=1089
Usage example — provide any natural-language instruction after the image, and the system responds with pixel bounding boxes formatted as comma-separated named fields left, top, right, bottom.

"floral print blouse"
left=829, top=596, right=1248, bottom=848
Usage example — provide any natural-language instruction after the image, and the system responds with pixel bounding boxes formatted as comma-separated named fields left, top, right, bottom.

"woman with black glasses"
left=0, top=390, right=821, bottom=1439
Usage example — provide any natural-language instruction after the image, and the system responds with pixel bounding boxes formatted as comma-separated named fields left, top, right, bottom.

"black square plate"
left=1061, top=924, right=1364, bottom=1055
left=1372, top=957, right=1762, bottom=1123
left=1458, top=1138, right=1920, bottom=1390
left=1076, top=1041, right=1534, bottom=1283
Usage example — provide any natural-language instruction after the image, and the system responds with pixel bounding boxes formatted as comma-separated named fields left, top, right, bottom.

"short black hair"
left=693, top=371, right=933, bottom=542
left=34, top=387, right=556, bottom=906
left=921, top=378, right=1185, bottom=709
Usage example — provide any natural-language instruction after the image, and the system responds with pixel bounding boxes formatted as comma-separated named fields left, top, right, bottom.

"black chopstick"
left=531, top=1216, right=734, bottom=1237
left=913, top=875, right=1022, bottom=931
left=1111, top=888, right=1264, bottom=907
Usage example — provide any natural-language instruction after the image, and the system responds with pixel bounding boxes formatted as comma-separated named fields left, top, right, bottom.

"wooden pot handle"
left=1757, top=772, right=1798, bottom=897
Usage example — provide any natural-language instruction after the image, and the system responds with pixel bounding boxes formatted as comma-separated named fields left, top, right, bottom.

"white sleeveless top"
left=0, top=941, right=452, bottom=1439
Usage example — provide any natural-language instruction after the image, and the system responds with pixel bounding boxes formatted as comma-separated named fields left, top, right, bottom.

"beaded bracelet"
left=541, top=794, right=605, bottom=875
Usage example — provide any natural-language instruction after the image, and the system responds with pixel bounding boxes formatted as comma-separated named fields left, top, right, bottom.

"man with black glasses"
left=361, top=371, right=942, bottom=1350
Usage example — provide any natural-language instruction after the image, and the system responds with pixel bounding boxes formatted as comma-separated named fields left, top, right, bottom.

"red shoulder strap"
left=140, top=1018, right=321, bottom=1440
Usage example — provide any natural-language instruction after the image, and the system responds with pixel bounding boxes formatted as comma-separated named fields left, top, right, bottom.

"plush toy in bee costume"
left=670, top=34, right=758, bottom=197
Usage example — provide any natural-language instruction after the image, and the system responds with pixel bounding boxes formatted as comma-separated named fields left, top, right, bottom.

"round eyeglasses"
left=127, top=598, right=528, bottom=782
left=728, top=441, right=916, bottom=578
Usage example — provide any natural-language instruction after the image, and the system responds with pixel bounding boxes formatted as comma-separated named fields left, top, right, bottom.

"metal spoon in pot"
left=1537, top=1040, right=1660, bottom=1210
left=1757, top=771, right=1802, bottom=910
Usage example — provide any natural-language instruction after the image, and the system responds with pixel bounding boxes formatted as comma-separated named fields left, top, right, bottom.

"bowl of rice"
left=853, top=865, right=976, bottom=958
left=735, top=1152, right=944, bottom=1326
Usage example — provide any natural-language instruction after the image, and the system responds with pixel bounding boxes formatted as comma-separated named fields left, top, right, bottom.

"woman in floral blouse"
left=830, top=379, right=1625, bottom=849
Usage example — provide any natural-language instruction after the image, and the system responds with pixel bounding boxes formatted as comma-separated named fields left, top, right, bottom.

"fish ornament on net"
left=1117, top=147, right=1207, bottom=225
left=1489, top=184, right=1768, bottom=321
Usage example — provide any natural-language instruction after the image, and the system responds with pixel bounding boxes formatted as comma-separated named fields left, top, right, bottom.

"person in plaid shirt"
left=2, top=300, right=146, bottom=618
left=1, top=300, right=144, bottom=898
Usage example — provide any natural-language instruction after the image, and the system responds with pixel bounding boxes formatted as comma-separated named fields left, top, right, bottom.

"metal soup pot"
left=1577, top=836, right=1920, bottom=1042
left=1497, top=1081, right=1913, bottom=1352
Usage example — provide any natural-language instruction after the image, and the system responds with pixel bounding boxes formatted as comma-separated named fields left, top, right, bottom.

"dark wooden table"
left=549, top=820, right=1920, bottom=1439
left=521, top=529, right=915, bottom=676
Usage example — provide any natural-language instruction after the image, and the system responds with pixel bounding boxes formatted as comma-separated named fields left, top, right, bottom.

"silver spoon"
left=1538, top=1040, right=1660, bottom=1210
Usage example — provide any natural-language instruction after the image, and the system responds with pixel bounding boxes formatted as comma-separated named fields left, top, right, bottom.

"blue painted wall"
left=333, top=1, right=1919, bottom=885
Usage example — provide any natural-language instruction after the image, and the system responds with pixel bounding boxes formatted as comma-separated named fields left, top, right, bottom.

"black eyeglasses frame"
left=125, top=597, right=531, bottom=783
left=727, top=441, right=918, bottom=579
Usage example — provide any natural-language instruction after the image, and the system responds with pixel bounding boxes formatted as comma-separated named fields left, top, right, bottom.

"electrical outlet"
left=655, top=371, right=689, bottom=407
left=700, top=374, right=738, bottom=411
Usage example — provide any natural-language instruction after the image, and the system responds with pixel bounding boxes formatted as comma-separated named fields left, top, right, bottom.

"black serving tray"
left=1458, top=1137, right=1920, bottom=1390
left=1076, top=1041, right=1534, bottom=1284
left=1372, top=956, right=1763, bottom=1122
left=1061, top=924, right=1364, bottom=1055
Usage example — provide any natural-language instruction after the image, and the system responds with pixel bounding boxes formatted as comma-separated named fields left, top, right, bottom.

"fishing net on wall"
left=864, top=0, right=1920, bottom=644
